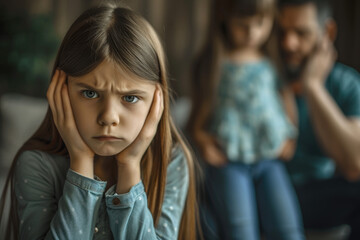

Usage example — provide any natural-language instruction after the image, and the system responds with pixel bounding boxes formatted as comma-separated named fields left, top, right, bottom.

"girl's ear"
left=325, top=19, right=337, bottom=42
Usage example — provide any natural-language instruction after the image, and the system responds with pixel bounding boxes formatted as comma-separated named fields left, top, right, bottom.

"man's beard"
left=280, top=51, right=308, bottom=83
left=284, top=64, right=304, bottom=83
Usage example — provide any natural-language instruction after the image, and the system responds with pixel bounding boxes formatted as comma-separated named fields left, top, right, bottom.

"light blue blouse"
left=210, top=59, right=296, bottom=163
left=14, top=146, right=189, bottom=239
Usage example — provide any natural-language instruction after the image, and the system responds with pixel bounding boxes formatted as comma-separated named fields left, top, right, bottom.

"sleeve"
left=105, top=146, right=189, bottom=240
left=336, top=67, right=360, bottom=117
left=14, top=151, right=107, bottom=240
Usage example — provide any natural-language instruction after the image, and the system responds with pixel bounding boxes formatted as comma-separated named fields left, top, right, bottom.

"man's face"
left=278, top=3, right=323, bottom=80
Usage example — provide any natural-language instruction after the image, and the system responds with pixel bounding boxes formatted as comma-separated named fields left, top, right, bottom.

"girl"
left=188, top=0, right=304, bottom=239
left=0, top=3, right=199, bottom=240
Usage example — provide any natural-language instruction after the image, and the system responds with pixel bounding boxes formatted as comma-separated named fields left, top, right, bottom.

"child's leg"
left=199, top=189, right=221, bottom=240
left=254, top=160, right=305, bottom=240
left=206, top=162, right=260, bottom=240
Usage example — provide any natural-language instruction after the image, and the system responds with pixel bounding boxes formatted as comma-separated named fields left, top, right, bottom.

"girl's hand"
left=195, top=131, right=227, bottom=167
left=202, top=138, right=227, bottom=167
left=278, top=139, right=296, bottom=161
left=47, top=70, right=95, bottom=177
left=115, top=85, right=164, bottom=165
left=114, top=85, right=163, bottom=193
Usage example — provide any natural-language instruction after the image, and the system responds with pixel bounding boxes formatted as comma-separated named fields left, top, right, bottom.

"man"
left=277, top=0, right=360, bottom=239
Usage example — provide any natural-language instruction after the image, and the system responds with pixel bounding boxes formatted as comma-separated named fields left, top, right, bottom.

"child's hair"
left=0, top=3, right=199, bottom=240
left=187, top=0, right=275, bottom=138
left=217, top=0, right=276, bottom=49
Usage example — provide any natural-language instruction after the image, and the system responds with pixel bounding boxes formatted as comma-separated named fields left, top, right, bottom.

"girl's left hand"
left=278, top=139, right=296, bottom=161
left=116, top=85, right=163, bottom=165
left=114, top=85, right=163, bottom=193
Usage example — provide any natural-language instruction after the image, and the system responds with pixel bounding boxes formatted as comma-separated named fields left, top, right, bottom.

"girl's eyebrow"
left=74, top=82, right=148, bottom=95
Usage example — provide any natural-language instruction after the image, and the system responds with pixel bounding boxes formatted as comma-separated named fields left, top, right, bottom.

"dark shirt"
left=287, top=63, right=360, bottom=185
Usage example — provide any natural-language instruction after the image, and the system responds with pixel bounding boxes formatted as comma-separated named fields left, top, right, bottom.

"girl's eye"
left=82, top=90, right=98, bottom=99
left=123, top=95, right=139, bottom=103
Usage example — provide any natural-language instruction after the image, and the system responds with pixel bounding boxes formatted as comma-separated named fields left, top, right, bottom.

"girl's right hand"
left=278, top=139, right=296, bottom=161
left=196, top=132, right=227, bottom=167
left=47, top=70, right=95, bottom=177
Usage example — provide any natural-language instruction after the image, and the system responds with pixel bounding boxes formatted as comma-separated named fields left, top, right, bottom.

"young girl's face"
left=228, top=14, right=273, bottom=49
left=67, top=61, right=157, bottom=157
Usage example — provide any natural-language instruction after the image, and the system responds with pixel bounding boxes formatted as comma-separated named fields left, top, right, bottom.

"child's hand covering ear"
left=115, top=85, right=164, bottom=166
left=47, top=69, right=95, bottom=178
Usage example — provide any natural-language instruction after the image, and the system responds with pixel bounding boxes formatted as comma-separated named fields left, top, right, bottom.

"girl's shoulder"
left=15, top=150, right=69, bottom=183
left=17, top=149, right=69, bottom=167
left=14, top=150, right=70, bottom=213
left=167, top=144, right=189, bottom=179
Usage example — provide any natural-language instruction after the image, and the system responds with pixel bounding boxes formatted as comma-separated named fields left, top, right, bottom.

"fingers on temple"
left=54, top=70, right=66, bottom=124
left=140, top=85, right=164, bottom=142
left=150, top=85, right=164, bottom=127
left=47, top=69, right=60, bottom=123
left=61, top=79, right=73, bottom=126
left=47, top=70, right=67, bottom=126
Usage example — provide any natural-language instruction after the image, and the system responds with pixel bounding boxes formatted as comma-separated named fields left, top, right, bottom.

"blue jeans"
left=201, top=160, right=305, bottom=240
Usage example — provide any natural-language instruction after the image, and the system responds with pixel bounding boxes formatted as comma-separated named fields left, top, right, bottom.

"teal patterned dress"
left=210, top=59, right=296, bottom=163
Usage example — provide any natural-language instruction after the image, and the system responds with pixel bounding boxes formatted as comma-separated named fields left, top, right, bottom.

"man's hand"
left=301, top=36, right=337, bottom=90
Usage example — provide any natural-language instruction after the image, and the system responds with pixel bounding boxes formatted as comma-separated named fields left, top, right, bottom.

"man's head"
left=277, top=0, right=337, bottom=81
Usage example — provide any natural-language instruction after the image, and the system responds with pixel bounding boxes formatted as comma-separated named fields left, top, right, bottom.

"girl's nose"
left=97, top=98, right=120, bottom=127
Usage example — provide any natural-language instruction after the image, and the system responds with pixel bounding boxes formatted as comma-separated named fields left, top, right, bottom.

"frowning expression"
left=68, top=60, right=157, bottom=156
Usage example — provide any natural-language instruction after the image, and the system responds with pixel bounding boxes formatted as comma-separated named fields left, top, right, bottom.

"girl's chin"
left=95, top=151, right=122, bottom=157
left=92, top=147, right=125, bottom=157
left=87, top=141, right=130, bottom=157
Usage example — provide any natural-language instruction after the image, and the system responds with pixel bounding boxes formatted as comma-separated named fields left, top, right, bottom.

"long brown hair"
left=0, top=3, right=199, bottom=239
left=187, top=0, right=276, bottom=139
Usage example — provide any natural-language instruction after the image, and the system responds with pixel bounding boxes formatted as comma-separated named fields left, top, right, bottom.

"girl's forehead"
left=69, top=61, right=156, bottom=90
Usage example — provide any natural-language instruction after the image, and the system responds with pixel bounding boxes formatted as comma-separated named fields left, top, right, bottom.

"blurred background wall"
left=0, top=0, right=359, bottom=98
left=0, top=0, right=211, bottom=98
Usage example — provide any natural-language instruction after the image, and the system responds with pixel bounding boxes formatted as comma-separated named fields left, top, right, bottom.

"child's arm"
left=102, top=87, right=187, bottom=239
left=14, top=150, right=106, bottom=240
left=105, top=146, right=188, bottom=239
left=190, top=103, right=227, bottom=166
left=279, top=85, right=298, bottom=161
left=280, top=85, right=298, bottom=127
left=15, top=69, right=106, bottom=239
left=47, top=69, right=95, bottom=178
left=195, top=130, right=227, bottom=166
